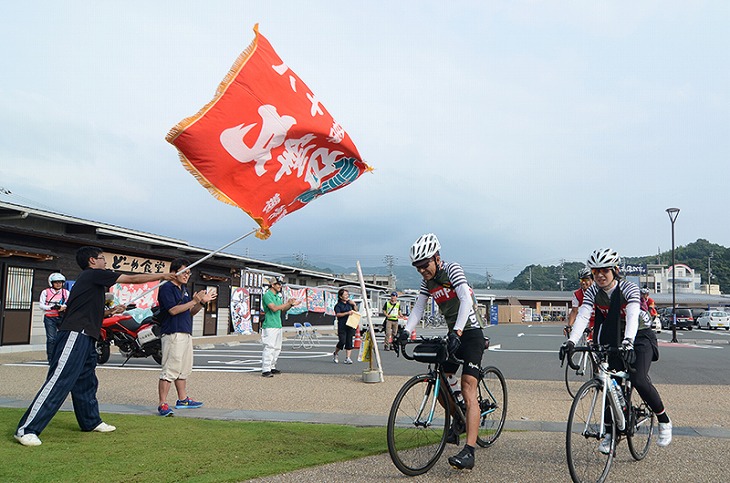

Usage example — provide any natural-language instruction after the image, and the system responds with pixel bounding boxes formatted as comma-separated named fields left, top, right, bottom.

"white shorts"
left=160, top=333, right=193, bottom=381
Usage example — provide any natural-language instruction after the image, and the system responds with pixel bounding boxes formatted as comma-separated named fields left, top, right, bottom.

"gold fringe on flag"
left=166, top=24, right=272, bottom=239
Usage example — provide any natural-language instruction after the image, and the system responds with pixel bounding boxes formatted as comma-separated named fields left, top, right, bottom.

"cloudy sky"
left=1, top=1, right=728, bottom=281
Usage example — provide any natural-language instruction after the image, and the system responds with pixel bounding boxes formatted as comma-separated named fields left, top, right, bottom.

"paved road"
left=13, top=324, right=727, bottom=385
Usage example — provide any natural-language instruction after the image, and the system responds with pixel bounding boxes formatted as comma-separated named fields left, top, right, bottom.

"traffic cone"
left=354, top=329, right=362, bottom=349
left=410, top=327, right=417, bottom=340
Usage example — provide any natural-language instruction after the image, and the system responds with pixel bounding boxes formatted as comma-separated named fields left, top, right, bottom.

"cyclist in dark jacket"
left=562, top=248, right=672, bottom=453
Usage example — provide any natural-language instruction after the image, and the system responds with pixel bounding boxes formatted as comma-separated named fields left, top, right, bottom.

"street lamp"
left=666, top=207, right=680, bottom=343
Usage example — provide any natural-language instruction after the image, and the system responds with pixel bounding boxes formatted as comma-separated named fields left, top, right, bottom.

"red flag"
left=166, top=24, right=370, bottom=239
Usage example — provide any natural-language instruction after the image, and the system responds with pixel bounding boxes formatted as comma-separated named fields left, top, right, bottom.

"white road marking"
left=517, top=333, right=524, bottom=337
left=489, top=349, right=557, bottom=353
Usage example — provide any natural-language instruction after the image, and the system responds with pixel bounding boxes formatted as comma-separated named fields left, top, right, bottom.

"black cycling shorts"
left=443, top=327, right=485, bottom=379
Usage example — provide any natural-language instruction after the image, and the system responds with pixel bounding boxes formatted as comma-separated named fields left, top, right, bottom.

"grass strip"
left=1, top=408, right=387, bottom=482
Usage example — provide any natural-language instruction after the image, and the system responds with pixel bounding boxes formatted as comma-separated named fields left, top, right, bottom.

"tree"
left=508, top=262, right=586, bottom=291
left=624, top=239, right=728, bottom=293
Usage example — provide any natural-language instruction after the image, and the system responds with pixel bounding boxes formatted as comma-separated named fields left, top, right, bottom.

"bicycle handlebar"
left=569, top=344, right=635, bottom=373
left=396, top=336, right=464, bottom=365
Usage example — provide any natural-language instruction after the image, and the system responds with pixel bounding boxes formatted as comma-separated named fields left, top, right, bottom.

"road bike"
left=387, top=335, right=507, bottom=476
left=563, top=326, right=596, bottom=398
left=564, top=344, right=656, bottom=483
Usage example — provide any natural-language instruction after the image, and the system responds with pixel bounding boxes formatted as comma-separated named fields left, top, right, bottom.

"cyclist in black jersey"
left=400, top=233, right=485, bottom=470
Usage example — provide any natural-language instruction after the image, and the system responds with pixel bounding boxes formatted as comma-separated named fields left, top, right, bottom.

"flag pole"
left=126, top=228, right=258, bottom=304
left=177, top=228, right=258, bottom=274
left=356, top=260, right=384, bottom=382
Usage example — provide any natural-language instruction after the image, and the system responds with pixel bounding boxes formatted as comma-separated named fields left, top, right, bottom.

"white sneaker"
left=598, top=434, right=612, bottom=455
left=332, top=353, right=339, bottom=364
left=93, top=422, right=116, bottom=433
left=14, top=433, right=42, bottom=446
left=657, top=421, right=672, bottom=447
left=344, top=358, right=353, bottom=364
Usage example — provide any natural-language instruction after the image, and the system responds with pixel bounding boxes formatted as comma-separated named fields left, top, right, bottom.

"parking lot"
left=7, top=323, right=729, bottom=384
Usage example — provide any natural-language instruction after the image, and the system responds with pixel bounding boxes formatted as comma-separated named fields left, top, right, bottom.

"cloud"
left=1, top=1, right=729, bottom=282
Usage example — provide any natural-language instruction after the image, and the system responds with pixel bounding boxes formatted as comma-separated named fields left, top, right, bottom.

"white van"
left=353, top=298, right=402, bottom=334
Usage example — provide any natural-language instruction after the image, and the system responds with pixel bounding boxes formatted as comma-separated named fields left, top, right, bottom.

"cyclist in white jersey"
left=400, top=233, right=485, bottom=470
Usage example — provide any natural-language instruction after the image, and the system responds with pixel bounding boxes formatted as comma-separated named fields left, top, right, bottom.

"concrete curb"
left=679, top=338, right=730, bottom=345
left=1, top=396, right=727, bottom=439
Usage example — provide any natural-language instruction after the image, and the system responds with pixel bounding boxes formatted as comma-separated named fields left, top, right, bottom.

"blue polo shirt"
left=158, top=281, right=193, bottom=335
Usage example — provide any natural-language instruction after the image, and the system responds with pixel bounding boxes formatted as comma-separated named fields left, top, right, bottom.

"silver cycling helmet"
left=578, top=267, right=592, bottom=280
left=640, top=287, right=650, bottom=295
left=48, top=272, right=66, bottom=286
left=639, top=310, right=651, bottom=324
left=410, top=233, right=441, bottom=264
left=587, top=248, right=620, bottom=269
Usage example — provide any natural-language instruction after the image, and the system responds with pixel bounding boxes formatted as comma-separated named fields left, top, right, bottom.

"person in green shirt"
left=261, top=276, right=298, bottom=377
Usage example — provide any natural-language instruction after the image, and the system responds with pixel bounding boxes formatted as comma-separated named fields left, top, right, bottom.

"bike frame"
left=571, top=328, right=593, bottom=376
left=401, top=341, right=494, bottom=430
left=573, top=346, right=630, bottom=439
left=592, top=362, right=629, bottom=438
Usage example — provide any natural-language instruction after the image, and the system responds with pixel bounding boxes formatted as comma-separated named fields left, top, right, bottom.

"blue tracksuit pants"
left=16, top=330, right=103, bottom=437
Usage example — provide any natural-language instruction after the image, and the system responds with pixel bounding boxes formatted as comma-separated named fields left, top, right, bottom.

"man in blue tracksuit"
left=14, top=246, right=174, bottom=446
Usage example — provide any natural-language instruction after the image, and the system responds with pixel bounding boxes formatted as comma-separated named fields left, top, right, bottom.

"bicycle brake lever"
left=448, top=355, right=464, bottom=365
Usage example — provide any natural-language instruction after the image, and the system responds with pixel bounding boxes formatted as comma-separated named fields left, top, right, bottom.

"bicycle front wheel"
left=476, top=366, right=508, bottom=447
left=626, top=387, right=655, bottom=461
left=566, top=379, right=614, bottom=483
left=387, top=374, right=449, bottom=476
left=565, top=351, right=593, bottom=398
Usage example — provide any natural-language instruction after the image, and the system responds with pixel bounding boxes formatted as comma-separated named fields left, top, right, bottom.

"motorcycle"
left=96, top=305, right=163, bottom=365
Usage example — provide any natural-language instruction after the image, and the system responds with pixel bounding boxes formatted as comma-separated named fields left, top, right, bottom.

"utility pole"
left=529, top=267, right=532, bottom=291
left=383, top=255, right=395, bottom=277
left=293, top=252, right=307, bottom=267
left=559, top=259, right=566, bottom=291
left=383, top=255, right=396, bottom=288
left=708, top=252, right=713, bottom=294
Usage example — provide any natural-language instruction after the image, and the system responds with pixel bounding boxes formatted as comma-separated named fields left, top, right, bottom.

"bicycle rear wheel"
left=387, top=374, right=449, bottom=476
left=626, top=387, right=655, bottom=461
left=566, top=379, right=614, bottom=483
left=565, top=351, right=594, bottom=398
left=476, top=366, right=508, bottom=447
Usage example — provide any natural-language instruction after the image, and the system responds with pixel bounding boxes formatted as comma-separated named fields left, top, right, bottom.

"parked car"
left=690, top=308, right=706, bottom=328
left=658, top=307, right=671, bottom=327
left=661, top=308, right=694, bottom=330
left=696, top=311, right=730, bottom=330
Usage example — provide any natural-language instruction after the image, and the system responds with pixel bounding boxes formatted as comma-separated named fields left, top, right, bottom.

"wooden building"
left=0, top=200, right=381, bottom=350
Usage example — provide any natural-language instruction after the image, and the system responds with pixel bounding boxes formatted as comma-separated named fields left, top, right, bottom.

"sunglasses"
left=591, top=268, right=613, bottom=275
left=413, top=259, right=432, bottom=270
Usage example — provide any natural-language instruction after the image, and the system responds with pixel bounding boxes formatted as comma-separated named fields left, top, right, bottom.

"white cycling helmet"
left=587, top=248, right=620, bottom=269
left=410, top=233, right=441, bottom=264
left=48, top=273, right=66, bottom=286
left=578, top=267, right=592, bottom=280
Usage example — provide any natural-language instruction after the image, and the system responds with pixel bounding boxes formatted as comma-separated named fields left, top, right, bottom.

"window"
left=5, top=267, right=33, bottom=310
